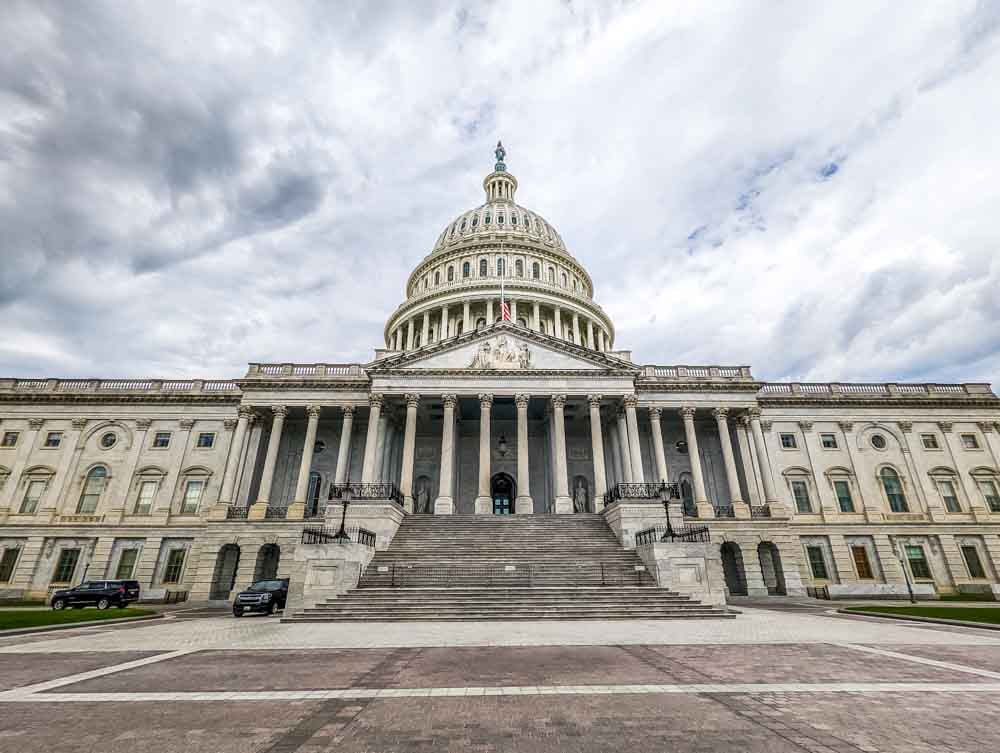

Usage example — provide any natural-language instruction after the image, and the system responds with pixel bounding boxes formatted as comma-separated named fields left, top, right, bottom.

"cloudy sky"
left=2, top=1, right=999, bottom=387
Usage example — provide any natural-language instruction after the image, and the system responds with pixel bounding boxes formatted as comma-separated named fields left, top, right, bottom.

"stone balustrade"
left=759, top=382, right=994, bottom=399
left=0, top=378, right=239, bottom=395
left=244, top=363, right=367, bottom=379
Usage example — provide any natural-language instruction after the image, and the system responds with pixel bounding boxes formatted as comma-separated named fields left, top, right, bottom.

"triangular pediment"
left=369, top=322, right=636, bottom=374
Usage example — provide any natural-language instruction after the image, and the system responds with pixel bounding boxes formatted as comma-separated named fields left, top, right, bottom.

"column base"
left=474, top=496, right=493, bottom=514
left=434, top=496, right=454, bottom=515
left=732, top=501, right=750, bottom=519
left=403, top=496, right=414, bottom=514
left=286, top=502, right=305, bottom=520
left=553, top=495, right=573, bottom=514
left=515, top=495, right=534, bottom=515
left=248, top=502, right=269, bottom=521
left=696, top=501, right=715, bottom=519
left=207, top=503, right=230, bottom=521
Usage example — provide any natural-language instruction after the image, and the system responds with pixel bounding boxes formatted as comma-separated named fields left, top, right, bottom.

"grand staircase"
left=285, top=514, right=733, bottom=621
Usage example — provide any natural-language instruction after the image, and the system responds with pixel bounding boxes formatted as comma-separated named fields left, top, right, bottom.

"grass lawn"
left=0, top=600, right=46, bottom=608
left=0, top=608, right=156, bottom=631
left=851, top=606, right=1000, bottom=625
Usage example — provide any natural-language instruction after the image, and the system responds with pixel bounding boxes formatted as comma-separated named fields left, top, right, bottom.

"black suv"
left=233, top=578, right=288, bottom=617
left=51, top=580, right=141, bottom=610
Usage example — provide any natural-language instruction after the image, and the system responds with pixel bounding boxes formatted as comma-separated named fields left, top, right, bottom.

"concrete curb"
left=0, top=612, right=163, bottom=637
left=838, top=608, right=1000, bottom=631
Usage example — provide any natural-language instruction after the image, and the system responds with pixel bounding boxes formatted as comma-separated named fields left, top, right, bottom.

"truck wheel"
left=97, top=598, right=110, bottom=610
left=52, top=598, right=65, bottom=610
left=232, top=607, right=243, bottom=618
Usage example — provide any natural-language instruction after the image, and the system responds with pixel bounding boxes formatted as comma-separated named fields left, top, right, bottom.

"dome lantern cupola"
left=483, top=141, right=517, bottom=203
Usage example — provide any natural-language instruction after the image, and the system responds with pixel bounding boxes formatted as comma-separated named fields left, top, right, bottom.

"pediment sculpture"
left=469, top=336, right=532, bottom=370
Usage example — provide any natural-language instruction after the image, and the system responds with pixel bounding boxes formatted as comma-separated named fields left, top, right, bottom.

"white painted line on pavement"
left=836, top=643, right=1000, bottom=681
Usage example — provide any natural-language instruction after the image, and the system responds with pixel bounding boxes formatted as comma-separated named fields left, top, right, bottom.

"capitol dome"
left=384, top=143, right=615, bottom=353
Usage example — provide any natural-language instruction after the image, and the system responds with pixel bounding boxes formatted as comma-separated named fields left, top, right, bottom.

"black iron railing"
left=750, top=505, right=772, bottom=519
left=362, top=562, right=654, bottom=588
left=301, top=525, right=377, bottom=547
left=635, top=525, right=712, bottom=545
left=605, top=482, right=680, bottom=504
left=682, top=501, right=698, bottom=517
left=225, top=506, right=250, bottom=520
left=715, top=505, right=735, bottom=518
left=264, top=506, right=289, bottom=520
left=328, top=483, right=403, bottom=505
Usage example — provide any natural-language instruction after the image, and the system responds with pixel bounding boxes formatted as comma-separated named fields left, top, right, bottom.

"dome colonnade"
left=384, top=143, right=615, bottom=353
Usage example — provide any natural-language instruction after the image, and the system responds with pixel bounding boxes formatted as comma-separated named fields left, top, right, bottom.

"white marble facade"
left=2, top=145, right=1000, bottom=602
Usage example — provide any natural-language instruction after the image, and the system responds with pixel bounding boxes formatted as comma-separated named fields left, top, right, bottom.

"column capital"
left=797, top=420, right=812, bottom=431
left=404, top=393, right=421, bottom=408
left=746, top=406, right=762, bottom=420
left=306, top=405, right=323, bottom=418
left=223, top=418, right=238, bottom=430
left=27, top=418, right=45, bottom=430
left=270, top=405, right=288, bottom=418
left=648, top=406, right=662, bottom=421
left=551, top=394, right=566, bottom=409
left=442, top=393, right=458, bottom=408
left=71, top=417, right=89, bottom=430
left=977, top=421, right=994, bottom=434
left=739, top=413, right=751, bottom=427
left=760, top=421, right=773, bottom=433
left=587, top=394, right=603, bottom=408
left=679, top=406, right=697, bottom=420
left=179, top=418, right=196, bottom=429
left=515, top=393, right=530, bottom=408
left=838, top=420, right=853, bottom=433
left=237, top=405, right=256, bottom=419
left=342, top=405, right=356, bottom=419
left=623, top=394, right=639, bottom=409
left=937, top=421, right=953, bottom=433
left=478, top=393, right=494, bottom=407
left=898, top=421, right=913, bottom=433
left=369, top=393, right=384, bottom=409
left=713, top=407, right=730, bottom=421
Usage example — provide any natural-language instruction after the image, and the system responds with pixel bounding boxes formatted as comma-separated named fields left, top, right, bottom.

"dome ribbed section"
left=432, top=202, right=568, bottom=256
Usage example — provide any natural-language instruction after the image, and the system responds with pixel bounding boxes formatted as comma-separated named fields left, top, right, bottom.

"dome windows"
left=497, top=214, right=504, bottom=225
left=463, top=262, right=471, bottom=278
left=447, top=266, right=454, bottom=282
left=561, top=272, right=568, bottom=287
left=547, top=267, right=555, bottom=283
left=460, top=218, right=467, bottom=231
left=472, top=216, right=478, bottom=228
left=532, top=262, right=540, bottom=280
left=511, top=215, right=518, bottom=226
left=515, top=259, right=523, bottom=277
left=434, top=271, right=440, bottom=285
left=484, top=214, right=491, bottom=225
left=497, top=258, right=505, bottom=276
left=479, top=259, right=488, bottom=276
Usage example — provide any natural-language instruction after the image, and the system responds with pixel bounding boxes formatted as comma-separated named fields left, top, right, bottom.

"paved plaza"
left=2, top=605, right=1000, bottom=751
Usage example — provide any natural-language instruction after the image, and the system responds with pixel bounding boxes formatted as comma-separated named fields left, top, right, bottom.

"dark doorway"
left=758, top=542, right=787, bottom=595
left=209, top=544, right=240, bottom=600
left=720, top=542, right=748, bottom=596
left=491, top=472, right=516, bottom=515
left=253, top=544, right=280, bottom=582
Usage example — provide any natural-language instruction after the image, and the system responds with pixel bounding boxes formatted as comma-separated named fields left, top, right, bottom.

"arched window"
left=484, top=213, right=491, bottom=225
left=497, top=213, right=505, bottom=225
left=511, top=214, right=518, bottom=225
left=561, top=272, right=568, bottom=287
left=517, top=317, right=527, bottom=328
left=78, top=466, right=107, bottom=514
left=479, top=259, right=488, bottom=276
left=429, top=327, right=436, bottom=343
left=462, top=261, right=471, bottom=278
left=497, top=258, right=505, bottom=276
left=532, top=262, right=540, bottom=280
left=460, top=218, right=467, bottom=231
left=447, top=266, right=454, bottom=282
left=547, top=267, right=555, bottom=283
left=880, top=467, right=908, bottom=512
left=434, top=271, right=440, bottom=285
left=525, top=215, right=531, bottom=229
left=472, top=215, right=478, bottom=227
left=423, top=276, right=428, bottom=290
left=475, top=317, right=486, bottom=328
left=515, top=259, right=523, bottom=277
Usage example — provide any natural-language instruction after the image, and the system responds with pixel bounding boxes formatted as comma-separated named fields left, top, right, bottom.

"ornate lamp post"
left=659, top=482, right=676, bottom=541
left=333, top=485, right=353, bottom=543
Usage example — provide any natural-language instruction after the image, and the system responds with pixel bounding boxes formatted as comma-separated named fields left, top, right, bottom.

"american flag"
left=500, top=299, right=511, bottom=321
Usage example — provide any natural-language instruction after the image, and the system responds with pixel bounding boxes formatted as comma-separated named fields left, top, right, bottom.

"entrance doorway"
left=720, top=542, right=748, bottom=596
left=757, top=542, right=787, bottom=595
left=491, top=472, right=516, bottom=515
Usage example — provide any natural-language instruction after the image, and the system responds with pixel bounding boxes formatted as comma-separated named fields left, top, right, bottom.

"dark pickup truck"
left=50, top=580, right=141, bottom=610
left=232, top=578, right=288, bottom=616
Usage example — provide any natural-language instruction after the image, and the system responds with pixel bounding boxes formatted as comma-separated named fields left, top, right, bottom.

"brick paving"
left=0, top=651, right=159, bottom=691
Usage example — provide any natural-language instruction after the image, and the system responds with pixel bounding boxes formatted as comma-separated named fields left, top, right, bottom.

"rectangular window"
left=905, top=545, right=932, bottom=580
left=937, top=479, right=962, bottom=513
left=115, top=549, right=139, bottom=580
left=791, top=480, right=811, bottom=513
left=152, top=432, right=171, bottom=449
left=20, top=480, right=46, bottom=514
left=820, top=433, right=838, bottom=449
left=43, top=432, right=62, bottom=448
left=921, top=434, right=939, bottom=450
left=780, top=433, right=797, bottom=449
left=806, top=546, right=829, bottom=580
left=978, top=480, right=1000, bottom=513
left=851, top=545, right=874, bottom=579
left=0, top=548, right=20, bottom=582
left=53, top=549, right=81, bottom=583
left=180, top=480, right=205, bottom=515
left=960, top=433, right=980, bottom=450
left=834, top=480, right=855, bottom=513
left=1, top=431, right=19, bottom=448
left=134, top=481, right=157, bottom=515
left=196, top=432, right=215, bottom=449
left=163, top=549, right=186, bottom=583
left=961, top=546, right=987, bottom=579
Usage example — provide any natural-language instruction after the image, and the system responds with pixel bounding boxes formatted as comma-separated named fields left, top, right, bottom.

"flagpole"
left=499, top=241, right=505, bottom=318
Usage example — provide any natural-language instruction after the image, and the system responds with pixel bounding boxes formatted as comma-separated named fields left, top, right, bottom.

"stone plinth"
left=324, top=501, right=405, bottom=551
left=636, top=541, right=727, bottom=607
left=826, top=582, right=939, bottom=600
left=602, top=500, right=667, bottom=549
left=284, top=542, right=375, bottom=613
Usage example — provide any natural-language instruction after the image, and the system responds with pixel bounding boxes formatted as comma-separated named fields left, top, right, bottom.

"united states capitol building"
left=3, top=144, right=1000, bottom=609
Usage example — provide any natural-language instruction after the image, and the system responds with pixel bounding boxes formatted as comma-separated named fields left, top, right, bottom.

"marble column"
left=288, top=405, right=322, bottom=519
left=680, top=407, right=714, bottom=518
left=572, top=313, right=581, bottom=344
left=648, top=407, right=669, bottom=483
left=217, top=406, right=253, bottom=506
left=486, top=299, right=494, bottom=324
left=551, top=395, right=572, bottom=513
left=588, top=395, right=608, bottom=510
left=333, top=406, right=354, bottom=485
left=515, top=393, right=533, bottom=513
left=554, top=307, right=563, bottom=340
left=440, top=304, right=449, bottom=340
left=608, top=418, right=623, bottom=484
left=360, top=394, right=384, bottom=483
left=435, top=394, right=458, bottom=514
left=747, top=407, right=780, bottom=506
left=586, top=320, right=595, bottom=349
left=616, top=409, right=633, bottom=483
left=714, top=407, right=749, bottom=518
left=421, top=312, right=430, bottom=346
left=510, top=299, right=518, bottom=323
left=374, top=411, right=388, bottom=477
left=474, top=393, right=493, bottom=514
left=532, top=301, right=540, bottom=331
left=399, top=394, right=419, bottom=512
left=463, top=301, right=471, bottom=332
left=598, top=330, right=606, bottom=352
left=250, top=405, right=287, bottom=518
left=623, top=395, right=645, bottom=483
